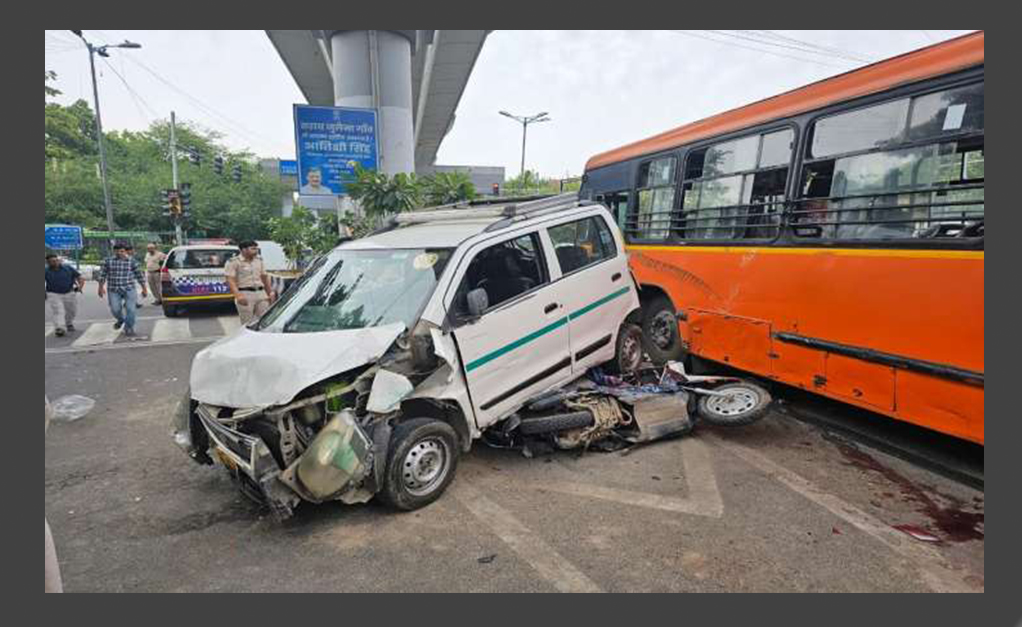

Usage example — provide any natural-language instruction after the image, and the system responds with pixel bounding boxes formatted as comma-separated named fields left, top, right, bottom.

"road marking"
left=218, top=316, right=241, bottom=335
left=705, top=434, right=980, bottom=593
left=151, top=318, right=191, bottom=343
left=71, top=322, right=122, bottom=347
left=453, top=479, right=603, bottom=593
left=63, top=315, right=165, bottom=325
left=535, top=438, right=723, bottom=517
left=46, top=335, right=220, bottom=355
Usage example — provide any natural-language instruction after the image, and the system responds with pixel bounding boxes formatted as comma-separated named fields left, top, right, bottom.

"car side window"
left=454, top=232, right=548, bottom=315
left=546, top=216, right=617, bottom=275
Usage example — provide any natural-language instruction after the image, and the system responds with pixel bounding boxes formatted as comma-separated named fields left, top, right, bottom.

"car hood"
left=189, top=323, right=405, bottom=408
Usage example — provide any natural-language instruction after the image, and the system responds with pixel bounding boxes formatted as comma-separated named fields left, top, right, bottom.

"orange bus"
left=580, top=32, right=984, bottom=444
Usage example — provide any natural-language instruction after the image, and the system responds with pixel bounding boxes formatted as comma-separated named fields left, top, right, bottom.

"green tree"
left=505, top=169, right=542, bottom=194
left=267, top=206, right=335, bottom=266
left=346, top=164, right=423, bottom=216
left=45, top=72, right=97, bottom=160
left=423, top=171, right=476, bottom=205
left=43, top=82, right=290, bottom=240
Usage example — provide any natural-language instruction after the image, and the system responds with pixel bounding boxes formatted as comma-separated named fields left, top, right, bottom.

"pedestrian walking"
left=44, top=254, right=84, bottom=336
left=225, top=240, right=276, bottom=325
left=144, top=242, right=167, bottom=305
left=97, top=243, right=148, bottom=337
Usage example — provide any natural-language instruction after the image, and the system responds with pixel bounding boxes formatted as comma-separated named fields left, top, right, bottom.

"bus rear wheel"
left=641, top=295, right=685, bottom=364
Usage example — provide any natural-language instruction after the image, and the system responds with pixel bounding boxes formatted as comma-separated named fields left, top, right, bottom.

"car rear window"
left=167, top=249, right=238, bottom=270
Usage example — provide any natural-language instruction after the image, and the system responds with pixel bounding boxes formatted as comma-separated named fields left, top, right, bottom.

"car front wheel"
left=380, top=418, right=459, bottom=511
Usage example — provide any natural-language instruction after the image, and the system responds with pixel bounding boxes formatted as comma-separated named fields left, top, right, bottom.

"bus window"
left=678, top=128, right=792, bottom=241
left=795, top=82, right=984, bottom=240
left=631, top=157, right=676, bottom=241
left=598, top=191, right=630, bottom=230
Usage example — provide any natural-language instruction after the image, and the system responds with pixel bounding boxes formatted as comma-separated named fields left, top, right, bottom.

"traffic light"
left=232, top=164, right=242, bottom=183
left=168, top=188, right=182, bottom=216
left=188, top=149, right=201, bottom=167
left=214, top=155, right=224, bottom=176
left=161, top=189, right=172, bottom=216
left=180, top=183, right=192, bottom=217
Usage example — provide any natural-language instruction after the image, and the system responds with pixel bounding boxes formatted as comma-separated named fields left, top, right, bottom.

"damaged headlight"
left=296, top=410, right=373, bottom=499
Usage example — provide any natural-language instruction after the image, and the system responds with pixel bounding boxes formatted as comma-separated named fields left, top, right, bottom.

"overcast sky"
left=45, top=30, right=975, bottom=179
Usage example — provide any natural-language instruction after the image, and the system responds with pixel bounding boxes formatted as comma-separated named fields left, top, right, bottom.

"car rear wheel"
left=162, top=303, right=179, bottom=318
left=605, top=323, right=643, bottom=374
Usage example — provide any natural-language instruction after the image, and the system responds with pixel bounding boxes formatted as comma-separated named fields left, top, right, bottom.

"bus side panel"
left=895, top=370, right=984, bottom=445
left=688, top=309, right=773, bottom=376
left=824, top=353, right=896, bottom=411
left=626, top=246, right=984, bottom=444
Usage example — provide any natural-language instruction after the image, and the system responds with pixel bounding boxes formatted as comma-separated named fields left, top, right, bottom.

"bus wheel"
left=641, top=295, right=684, bottom=364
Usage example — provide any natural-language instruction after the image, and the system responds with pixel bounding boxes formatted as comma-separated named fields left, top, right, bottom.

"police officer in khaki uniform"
left=225, top=240, right=276, bottom=324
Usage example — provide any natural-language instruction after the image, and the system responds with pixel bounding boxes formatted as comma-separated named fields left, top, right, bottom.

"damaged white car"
left=172, top=194, right=645, bottom=519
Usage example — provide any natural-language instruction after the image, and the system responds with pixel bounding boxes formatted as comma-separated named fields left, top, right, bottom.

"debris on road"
left=893, top=524, right=942, bottom=543
left=49, top=395, right=96, bottom=423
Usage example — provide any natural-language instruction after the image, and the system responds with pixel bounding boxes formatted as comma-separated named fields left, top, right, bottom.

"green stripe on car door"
left=464, top=286, right=630, bottom=373
left=567, top=286, right=631, bottom=321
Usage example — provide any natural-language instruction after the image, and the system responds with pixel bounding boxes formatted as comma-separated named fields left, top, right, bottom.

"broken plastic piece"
left=893, top=524, right=941, bottom=543
left=366, top=369, right=415, bottom=414
left=49, top=395, right=95, bottom=423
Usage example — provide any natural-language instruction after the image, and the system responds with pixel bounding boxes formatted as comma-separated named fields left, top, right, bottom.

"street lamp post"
left=71, top=31, right=142, bottom=247
left=499, top=110, right=551, bottom=178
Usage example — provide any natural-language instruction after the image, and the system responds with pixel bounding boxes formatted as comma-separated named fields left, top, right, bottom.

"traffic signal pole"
left=170, top=111, right=183, bottom=245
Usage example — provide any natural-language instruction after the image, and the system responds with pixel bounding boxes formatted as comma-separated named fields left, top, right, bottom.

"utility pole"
left=170, top=111, right=183, bottom=246
left=72, top=31, right=142, bottom=247
left=499, top=110, right=551, bottom=178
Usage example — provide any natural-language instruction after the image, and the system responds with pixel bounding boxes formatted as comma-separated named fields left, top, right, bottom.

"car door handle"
left=544, top=303, right=559, bottom=314
left=611, top=272, right=622, bottom=282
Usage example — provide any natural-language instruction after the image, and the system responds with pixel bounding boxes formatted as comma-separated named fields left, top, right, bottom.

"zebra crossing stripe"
left=218, top=316, right=241, bottom=336
left=151, top=318, right=192, bottom=343
left=71, top=322, right=122, bottom=347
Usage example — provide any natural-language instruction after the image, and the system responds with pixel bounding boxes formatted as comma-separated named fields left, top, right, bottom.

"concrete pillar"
left=329, top=30, right=415, bottom=176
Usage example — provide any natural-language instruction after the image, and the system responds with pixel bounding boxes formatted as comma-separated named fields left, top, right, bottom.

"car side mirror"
left=466, top=287, right=489, bottom=317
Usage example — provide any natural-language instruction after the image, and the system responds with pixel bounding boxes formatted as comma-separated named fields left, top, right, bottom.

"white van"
left=173, top=194, right=643, bottom=518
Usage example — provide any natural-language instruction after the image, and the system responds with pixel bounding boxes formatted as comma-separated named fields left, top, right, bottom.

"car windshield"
left=168, top=249, right=237, bottom=270
left=256, top=248, right=454, bottom=333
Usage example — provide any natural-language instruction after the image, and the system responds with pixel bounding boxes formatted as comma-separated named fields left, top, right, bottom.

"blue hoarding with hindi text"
left=293, top=105, right=378, bottom=196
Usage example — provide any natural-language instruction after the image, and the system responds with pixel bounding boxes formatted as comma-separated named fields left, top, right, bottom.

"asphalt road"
left=44, top=341, right=985, bottom=592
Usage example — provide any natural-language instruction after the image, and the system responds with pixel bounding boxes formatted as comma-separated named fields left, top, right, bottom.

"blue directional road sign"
left=44, top=224, right=84, bottom=250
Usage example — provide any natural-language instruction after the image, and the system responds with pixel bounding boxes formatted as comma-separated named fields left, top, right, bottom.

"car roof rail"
left=391, top=192, right=586, bottom=228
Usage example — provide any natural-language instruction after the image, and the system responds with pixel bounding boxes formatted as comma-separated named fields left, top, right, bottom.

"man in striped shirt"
left=97, top=243, right=148, bottom=337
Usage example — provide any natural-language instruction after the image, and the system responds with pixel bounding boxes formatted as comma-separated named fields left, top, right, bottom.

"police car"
left=159, top=244, right=239, bottom=317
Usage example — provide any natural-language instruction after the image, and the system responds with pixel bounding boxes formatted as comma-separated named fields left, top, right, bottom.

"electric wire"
left=704, top=30, right=869, bottom=64
left=121, top=54, right=290, bottom=154
left=99, top=56, right=159, bottom=124
left=740, top=30, right=875, bottom=63
left=669, top=31, right=851, bottom=70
